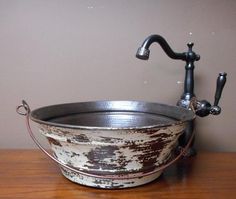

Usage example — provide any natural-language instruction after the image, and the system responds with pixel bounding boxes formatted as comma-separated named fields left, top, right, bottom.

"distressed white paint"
left=61, top=167, right=163, bottom=189
left=39, top=123, right=186, bottom=188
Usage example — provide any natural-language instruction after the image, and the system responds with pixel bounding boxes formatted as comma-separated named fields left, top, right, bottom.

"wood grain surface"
left=0, top=150, right=236, bottom=199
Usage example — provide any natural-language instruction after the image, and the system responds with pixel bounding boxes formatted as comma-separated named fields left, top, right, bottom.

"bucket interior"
left=49, top=111, right=177, bottom=128
left=30, top=101, right=195, bottom=129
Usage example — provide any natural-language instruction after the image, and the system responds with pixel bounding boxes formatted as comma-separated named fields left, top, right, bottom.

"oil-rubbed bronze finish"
left=136, top=34, right=227, bottom=156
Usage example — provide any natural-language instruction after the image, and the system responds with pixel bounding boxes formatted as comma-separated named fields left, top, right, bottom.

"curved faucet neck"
left=136, top=34, right=201, bottom=107
left=138, top=35, right=186, bottom=60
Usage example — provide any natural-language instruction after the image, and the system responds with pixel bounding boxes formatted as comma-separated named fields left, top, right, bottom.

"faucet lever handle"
left=209, top=72, right=227, bottom=115
left=196, top=72, right=227, bottom=117
left=214, top=72, right=227, bottom=106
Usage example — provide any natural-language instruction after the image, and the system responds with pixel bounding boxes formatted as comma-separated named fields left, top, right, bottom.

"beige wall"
left=0, top=0, right=235, bottom=151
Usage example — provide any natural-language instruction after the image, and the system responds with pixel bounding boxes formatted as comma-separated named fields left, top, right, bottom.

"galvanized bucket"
left=17, top=100, right=195, bottom=189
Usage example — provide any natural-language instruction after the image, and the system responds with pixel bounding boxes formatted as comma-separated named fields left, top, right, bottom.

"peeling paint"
left=40, top=123, right=186, bottom=188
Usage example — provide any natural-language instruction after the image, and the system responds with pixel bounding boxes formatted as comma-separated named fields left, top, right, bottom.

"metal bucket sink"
left=17, top=100, right=195, bottom=189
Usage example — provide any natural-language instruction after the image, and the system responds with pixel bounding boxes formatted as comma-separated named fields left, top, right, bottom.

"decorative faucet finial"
left=186, top=42, right=200, bottom=62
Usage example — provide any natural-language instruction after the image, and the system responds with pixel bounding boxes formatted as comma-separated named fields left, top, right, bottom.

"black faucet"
left=136, top=34, right=227, bottom=156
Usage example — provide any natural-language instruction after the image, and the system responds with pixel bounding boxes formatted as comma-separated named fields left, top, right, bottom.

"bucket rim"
left=30, top=100, right=195, bottom=130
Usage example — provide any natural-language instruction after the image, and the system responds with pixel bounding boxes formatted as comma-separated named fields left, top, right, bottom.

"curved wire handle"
left=17, top=100, right=194, bottom=180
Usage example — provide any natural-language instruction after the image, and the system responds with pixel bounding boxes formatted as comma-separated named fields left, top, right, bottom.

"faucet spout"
left=136, top=35, right=186, bottom=60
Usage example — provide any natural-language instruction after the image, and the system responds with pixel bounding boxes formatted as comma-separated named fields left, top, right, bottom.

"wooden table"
left=0, top=150, right=236, bottom=199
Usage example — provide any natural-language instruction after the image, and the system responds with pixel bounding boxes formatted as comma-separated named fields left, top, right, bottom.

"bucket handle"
left=17, top=100, right=194, bottom=180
